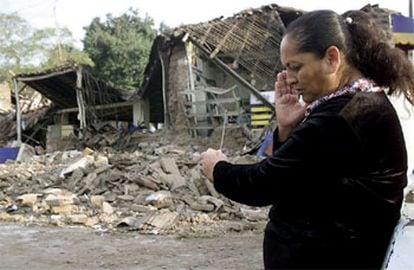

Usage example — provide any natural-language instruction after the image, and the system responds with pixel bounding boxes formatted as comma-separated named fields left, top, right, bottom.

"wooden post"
left=132, top=100, right=144, bottom=127
left=76, top=66, right=86, bottom=135
left=159, top=53, right=170, bottom=128
left=12, top=78, right=22, bottom=144
left=143, top=98, right=150, bottom=128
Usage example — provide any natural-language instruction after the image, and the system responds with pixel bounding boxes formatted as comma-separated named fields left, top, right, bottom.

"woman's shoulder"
left=308, top=94, right=354, bottom=117
left=341, top=91, right=396, bottom=119
left=310, top=91, right=393, bottom=117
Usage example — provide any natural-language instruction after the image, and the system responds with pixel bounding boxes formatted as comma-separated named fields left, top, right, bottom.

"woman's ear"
left=323, top=46, right=341, bottom=74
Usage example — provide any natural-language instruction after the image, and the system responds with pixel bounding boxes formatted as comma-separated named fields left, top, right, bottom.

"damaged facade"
left=139, top=4, right=414, bottom=141
left=139, top=4, right=303, bottom=138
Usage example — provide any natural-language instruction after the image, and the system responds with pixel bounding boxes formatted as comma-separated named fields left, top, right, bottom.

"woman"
left=200, top=10, right=414, bottom=269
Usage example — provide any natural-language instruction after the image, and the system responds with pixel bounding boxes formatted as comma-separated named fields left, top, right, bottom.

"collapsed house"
left=139, top=4, right=304, bottom=139
left=4, top=65, right=140, bottom=152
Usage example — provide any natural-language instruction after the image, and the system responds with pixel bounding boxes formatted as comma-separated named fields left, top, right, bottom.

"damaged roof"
left=13, top=64, right=130, bottom=109
left=138, top=3, right=304, bottom=117
left=174, top=3, right=304, bottom=81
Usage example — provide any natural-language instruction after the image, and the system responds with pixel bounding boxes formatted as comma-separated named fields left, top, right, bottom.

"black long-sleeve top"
left=213, top=91, right=407, bottom=268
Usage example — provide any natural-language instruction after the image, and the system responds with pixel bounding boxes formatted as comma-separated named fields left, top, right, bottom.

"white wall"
left=389, top=94, right=414, bottom=185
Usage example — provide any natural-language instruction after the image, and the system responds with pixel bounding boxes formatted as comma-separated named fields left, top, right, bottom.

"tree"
left=0, top=13, right=92, bottom=82
left=158, top=22, right=172, bottom=36
left=37, top=27, right=93, bottom=69
left=0, top=13, right=35, bottom=81
left=83, top=8, right=157, bottom=91
left=42, top=43, right=94, bottom=68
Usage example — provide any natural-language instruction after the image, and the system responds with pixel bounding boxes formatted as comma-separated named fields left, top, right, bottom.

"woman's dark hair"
left=285, top=9, right=414, bottom=104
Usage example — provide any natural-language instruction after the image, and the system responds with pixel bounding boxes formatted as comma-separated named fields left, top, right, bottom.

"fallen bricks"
left=0, top=144, right=268, bottom=235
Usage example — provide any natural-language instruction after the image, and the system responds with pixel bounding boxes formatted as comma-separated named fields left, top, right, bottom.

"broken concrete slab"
left=138, top=210, right=179, bottom=235
left=116, top=216, right=141, bottom=229
left=102, top=202, right=114, bottom=215
left=59, top=155, right=95, bottom=178
left=44, top=194, right=76, bottom=207
left=94, top=154, right=109, bottom=168
left=90, top=195, right=105, bottom=208
left=160, top=157, right=180, bottom=174
left=159, top=173, right=186, bottom=191
left=51, top=204, right=78, bottom=216
left=145, top=191, right=173, bottom=209
left=117, top=194, right=135, bottom=201
left=69, top=214, right=89, bottom=225
left=182, top=196, right=215, bottom=212
left=16, top=193, right=42, bottom=206
left=127, top=174, right=159, bottom=191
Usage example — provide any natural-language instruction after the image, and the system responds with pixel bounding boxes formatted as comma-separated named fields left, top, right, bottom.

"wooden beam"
left=159, top=52, right=169, bottom=128
left=56, top=100, right=136, bottom=114
left=17, top=84, right=27, bottom=94
left=15, top=68, right=74, bottom=82
left=75, top=66, right=86, bottom=131
left=12, top=78, right=22, bottom=144
left=209, top=22, right=239, bottom=59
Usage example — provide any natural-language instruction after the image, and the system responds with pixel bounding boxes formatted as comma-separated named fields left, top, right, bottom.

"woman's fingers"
left=275, top=71, right=291, bottom=97
left=200, top=149, right=228, bottom=181
left=275, top=80, right=283, bottom=99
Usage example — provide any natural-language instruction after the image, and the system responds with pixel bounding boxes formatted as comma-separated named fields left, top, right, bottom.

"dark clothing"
left=213, top=92, right=407, bottom=269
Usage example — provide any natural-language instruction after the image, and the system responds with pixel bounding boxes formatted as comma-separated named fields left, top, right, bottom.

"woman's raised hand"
left=275, top=71, right=307, bottom=141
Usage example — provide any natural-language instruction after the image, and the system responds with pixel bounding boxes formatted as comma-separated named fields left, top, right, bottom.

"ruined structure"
left=5, top=65, right=137, bottom=151
left=139, top=4, right=303, bottom=138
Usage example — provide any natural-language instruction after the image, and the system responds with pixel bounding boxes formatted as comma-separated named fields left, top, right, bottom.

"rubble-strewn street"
left=0, top=223, right=263, bottom=270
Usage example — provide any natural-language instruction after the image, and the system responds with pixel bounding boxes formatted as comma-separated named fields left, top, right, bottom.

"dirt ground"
left=0, top=222, right=264, bottom=270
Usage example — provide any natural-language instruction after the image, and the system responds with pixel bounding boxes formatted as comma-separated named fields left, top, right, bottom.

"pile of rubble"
left=0, top=139, right=268, bottom=236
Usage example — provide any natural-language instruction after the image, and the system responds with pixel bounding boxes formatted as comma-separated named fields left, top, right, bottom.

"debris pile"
left=0, top=141, right=268, bottom=236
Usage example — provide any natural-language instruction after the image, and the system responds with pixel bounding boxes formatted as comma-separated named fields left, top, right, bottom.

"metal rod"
left=219, top=110, right=227, bottom=149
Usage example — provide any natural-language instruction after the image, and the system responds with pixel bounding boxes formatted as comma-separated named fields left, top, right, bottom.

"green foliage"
left=0, top=13, right=92, bottom=83
left=158, top=22, right=173, bottom=36
left=83, top=8, right=157, bottom=91
left=41, top=43, right=94, bottom=68
left=0, top=13, right=35, bottom=81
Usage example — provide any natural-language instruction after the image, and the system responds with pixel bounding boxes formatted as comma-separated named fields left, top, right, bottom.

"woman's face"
left=280, top=36, right=337, bottom=103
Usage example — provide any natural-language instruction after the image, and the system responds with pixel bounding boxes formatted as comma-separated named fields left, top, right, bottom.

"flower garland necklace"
left=304, top=78, right=381, bottom=118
